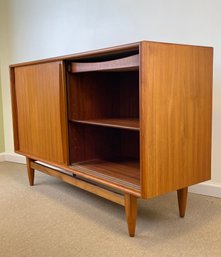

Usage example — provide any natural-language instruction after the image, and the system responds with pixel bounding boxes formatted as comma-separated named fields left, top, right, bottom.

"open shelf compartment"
left=67, top=50, right=140, bottom=193
left=67, top=71, right=139, bottom=124
left=68, top=124, right=140, bottom=192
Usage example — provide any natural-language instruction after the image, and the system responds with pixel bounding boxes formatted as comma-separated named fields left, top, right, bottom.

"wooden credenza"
left=10, top=41, right=213, bottom=237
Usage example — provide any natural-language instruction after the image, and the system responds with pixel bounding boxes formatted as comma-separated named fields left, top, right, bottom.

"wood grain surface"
left=140, top=42, right=213, bottom=198
left=12, top=61, right=68, bottom=165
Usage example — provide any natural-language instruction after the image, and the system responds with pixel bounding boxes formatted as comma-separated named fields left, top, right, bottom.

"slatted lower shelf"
left=70, top=159, right=140, bottom=192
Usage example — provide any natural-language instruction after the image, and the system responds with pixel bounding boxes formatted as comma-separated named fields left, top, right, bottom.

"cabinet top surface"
left=10, top=40, right=213, bottom=68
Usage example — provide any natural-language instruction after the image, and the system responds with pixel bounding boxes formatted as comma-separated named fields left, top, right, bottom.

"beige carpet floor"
left=0, top=162, right=221, bottom=257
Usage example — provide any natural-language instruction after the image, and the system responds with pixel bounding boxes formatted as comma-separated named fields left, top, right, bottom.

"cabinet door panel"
left=12, top=61, right=68, bottom=165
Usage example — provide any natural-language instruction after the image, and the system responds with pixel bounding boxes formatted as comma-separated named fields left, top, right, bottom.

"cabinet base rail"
left=26, top=157, right=188, bottom=237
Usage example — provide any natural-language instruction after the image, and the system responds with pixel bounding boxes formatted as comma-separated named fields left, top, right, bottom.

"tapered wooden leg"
left=125, top=194, right=137, bottom=237
left=177, top=187, right=188, bottom=217
left=26, top=157, right=35, bottom=186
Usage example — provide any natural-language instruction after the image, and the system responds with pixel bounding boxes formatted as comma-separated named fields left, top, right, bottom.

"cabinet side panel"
left=140, top=42, right=213, bottom=199
left=13, top=62, right=68, bottom=165
left=10, top=67, right=19, bottom=150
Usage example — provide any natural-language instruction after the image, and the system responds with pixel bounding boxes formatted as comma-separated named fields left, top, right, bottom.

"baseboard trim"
left=0, top=153, right=5, bottom=162
left=189, top=181, right=221, bottom=198
left=0, top=152, right=220, bottom=198
left=0, top=152, right=26, bottom=164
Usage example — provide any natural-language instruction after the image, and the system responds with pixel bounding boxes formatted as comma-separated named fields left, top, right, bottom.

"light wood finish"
left=31, top=161, right=125, bottom=206
left=177, top=187, right=188, bottom=217
left=11, top=62, right=68, bottom=165
left=71, top=159, right=140, bottom=191
left=70, top=54, right=139, bottom=73
left=10, top=41, right=213, bottom=237
left=71, top=118, right=139, bottom=131
left=26, top=157, right=35, bottom=186
left=140, top=42, right=213, bottom=199
left=125, top=194, right=137, bottom=237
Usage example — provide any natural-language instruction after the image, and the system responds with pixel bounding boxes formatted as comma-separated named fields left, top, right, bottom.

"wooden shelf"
left=70, top=54, right=139, bottom=73
left=69, top=159, right=140, bottom=192
left=71, top=118, right=140, bottom=131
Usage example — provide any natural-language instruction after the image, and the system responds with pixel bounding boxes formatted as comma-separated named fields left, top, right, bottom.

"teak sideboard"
left=10, top=41, right=213, bottom=237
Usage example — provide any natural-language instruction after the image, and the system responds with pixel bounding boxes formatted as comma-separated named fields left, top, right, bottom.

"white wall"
left=0, top=0, right=221, bottom=185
